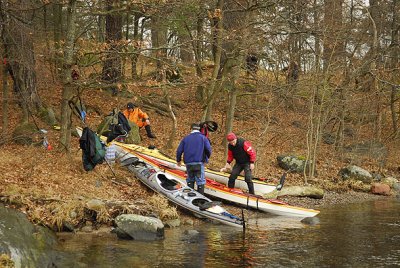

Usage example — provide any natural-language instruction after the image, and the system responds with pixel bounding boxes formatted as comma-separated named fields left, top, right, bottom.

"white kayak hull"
left=120, top=156, right=245, bottom=228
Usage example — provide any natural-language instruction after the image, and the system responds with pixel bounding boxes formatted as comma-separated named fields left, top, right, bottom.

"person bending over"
left=221, top=132, right=256, bottom=194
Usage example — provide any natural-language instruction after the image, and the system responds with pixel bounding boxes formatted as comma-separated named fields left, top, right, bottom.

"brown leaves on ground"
left=0, top=141, right=162, bottom=229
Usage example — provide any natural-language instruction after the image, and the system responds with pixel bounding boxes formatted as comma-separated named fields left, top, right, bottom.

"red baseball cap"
left=226, top=132, right=237, bottom=141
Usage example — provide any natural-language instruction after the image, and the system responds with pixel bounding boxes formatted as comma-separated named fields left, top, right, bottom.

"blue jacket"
left=176, top=131, right=212, bottom=164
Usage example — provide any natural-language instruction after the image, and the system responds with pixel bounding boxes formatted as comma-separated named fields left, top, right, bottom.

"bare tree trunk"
left=313, top=0, right=321, bottom=72
left=131, top=12, right=144, bottom=79
left=195, top=11, right=204, bottom=63
left=194, top=10, right=205, bottom=101
left=151, top=13, right=168, bottom=81
left=389, top=0, right=399, bottom=136
left=59, top=0, right=77, bottom=151
left=179, top=29, right=193, bottom=63
left=0, top=3, right=8, bottom=138
left=1, top=0, right=42, bottom=123
left=53, top=2, right=63, bottom=75
left=97, top=0, right=106, bottom=43
left=1, top=50, right=8, bottom=139
left=203, top=2, right=223, bottom=121
left=322, top=0, right=344, bottom=72
left=43, top=4, right=50, bottom=53
left=367, top=2, right=382, bottom=141
left=102, top=0, right=122, bottom=91
left=163, top=84, right=177, bottom=150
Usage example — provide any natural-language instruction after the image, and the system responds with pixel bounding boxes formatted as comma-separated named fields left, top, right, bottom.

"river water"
left=55, top=198, right=400, bottom=267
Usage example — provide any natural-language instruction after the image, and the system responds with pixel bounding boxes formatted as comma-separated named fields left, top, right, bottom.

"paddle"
left=276, top=173, right=286, bottom=191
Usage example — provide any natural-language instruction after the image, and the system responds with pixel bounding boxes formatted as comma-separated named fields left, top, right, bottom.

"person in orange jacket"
left=123, top=102, right=156, bottom=138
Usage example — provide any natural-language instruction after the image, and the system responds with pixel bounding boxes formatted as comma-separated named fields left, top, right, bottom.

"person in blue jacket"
left=176, top=123, right=212, bottom=194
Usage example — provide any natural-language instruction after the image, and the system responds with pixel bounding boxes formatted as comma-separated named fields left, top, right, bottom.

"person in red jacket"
left=221, top=132, right=256, bottom=194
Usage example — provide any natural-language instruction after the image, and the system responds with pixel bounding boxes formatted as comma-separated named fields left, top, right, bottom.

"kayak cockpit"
left=156, top=173, right=181, bottom=191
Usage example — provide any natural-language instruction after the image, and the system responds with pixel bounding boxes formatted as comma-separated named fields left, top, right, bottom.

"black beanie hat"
left=127, top=102, right=135, bottom=109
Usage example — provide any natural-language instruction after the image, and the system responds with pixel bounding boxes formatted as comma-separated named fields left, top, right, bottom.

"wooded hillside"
left=1, top=0, right=399, bottom=186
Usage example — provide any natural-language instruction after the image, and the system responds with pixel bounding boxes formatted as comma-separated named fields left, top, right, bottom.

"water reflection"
left=55, top=198, right=400, bottom=267
left=247, top=214, right=311, bottom=230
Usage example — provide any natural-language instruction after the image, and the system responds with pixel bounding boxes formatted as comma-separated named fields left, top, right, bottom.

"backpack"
left=97, top=108, right=119, bottom=136
left=79, top=127, right=106, bottom=171
left=97, top=109, right=131, bottom=143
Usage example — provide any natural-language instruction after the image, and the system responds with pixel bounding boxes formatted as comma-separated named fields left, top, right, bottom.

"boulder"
left=272, top=186, right=324, bottom=199
left=322, top=133, right=335, bottom=145
left=338, top=165, right=373, bottom=183
left=371, top=183, right=391, bottom=196
left=0, top=204, right=59, bottom=267
left=86, top=199, right=105, bottom=211
left=38, top=107, right=58, bottom=126
left=164, top=219, right=181, bottom=228
left=381, top=177, right=398, bottom=188
left=277, top=155, right=313, bottom=174
left=301, top=217, right=320, bottom=226
left=114, top=214, right=164, bottom=241
left=393, top=182, right=400, bottom=192
left=343, top=141, right=388, bottom=167
left=12, top=122, right=38, bottom=145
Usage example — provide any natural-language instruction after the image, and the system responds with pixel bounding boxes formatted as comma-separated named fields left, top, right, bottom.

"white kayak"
left=119, top=155, right=245, bottom=228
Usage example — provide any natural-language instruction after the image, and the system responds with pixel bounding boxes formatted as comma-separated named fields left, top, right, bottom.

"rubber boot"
left=145, top=125, right=156, bottom=138
left=247, top=182, right=255, bottom=195
left=187, top=182, right=195, bottom=189
left=228, top=179, right=235, bottom=189
left=197, top=185, right=205, bottom=195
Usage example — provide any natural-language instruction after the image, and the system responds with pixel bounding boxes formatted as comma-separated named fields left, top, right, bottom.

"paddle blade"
left=276, top=173, right=286, bottom=191
left=203, top=121, right=218, bottom=132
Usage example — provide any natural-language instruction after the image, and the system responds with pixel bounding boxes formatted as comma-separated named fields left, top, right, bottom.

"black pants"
left=228, top=163, right=252, bottom=188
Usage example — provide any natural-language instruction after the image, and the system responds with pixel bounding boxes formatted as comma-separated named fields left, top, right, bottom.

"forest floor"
left=0, top=65, right=398, bottom=230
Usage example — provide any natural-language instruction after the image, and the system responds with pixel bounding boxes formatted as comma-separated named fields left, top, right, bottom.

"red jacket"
left=227, top=138, right=256, bottom=164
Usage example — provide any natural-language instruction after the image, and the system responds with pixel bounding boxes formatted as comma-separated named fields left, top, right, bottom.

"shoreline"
left=280, top=190, right=394, bottom=209
left=0, top=186, right=396, bottom=236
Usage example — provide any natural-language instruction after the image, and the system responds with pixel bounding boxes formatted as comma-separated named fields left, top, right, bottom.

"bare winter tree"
left=150, top=8, right=168, bottom=81
left=101, top=0, right=122, bottom=94
left=59, top=0, right=77, bottom=151
left=0, top=0, right=42, bottom=123
left=389, top=0, right=399, bottom=136
left=221, top=0, right=252, bottom=153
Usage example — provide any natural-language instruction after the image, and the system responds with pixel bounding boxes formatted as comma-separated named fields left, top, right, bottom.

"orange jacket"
left=123, top=108, right=149, bottom=128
